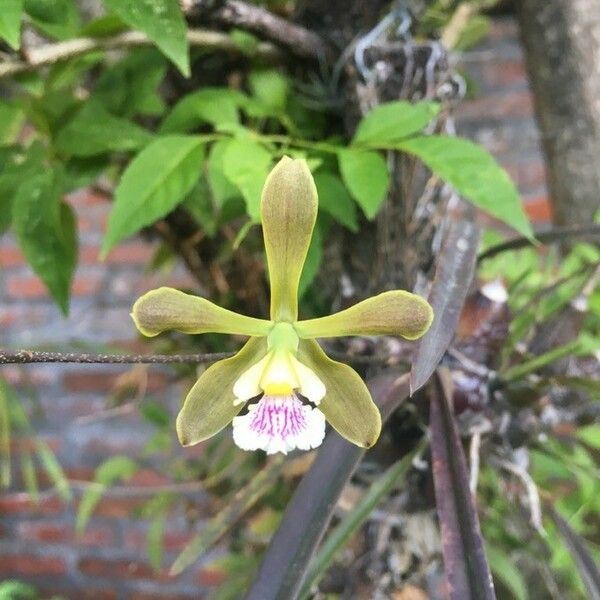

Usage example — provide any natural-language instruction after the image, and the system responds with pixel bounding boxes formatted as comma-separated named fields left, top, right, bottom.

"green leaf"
left=55, top=101, right=154, bottom=157
left=93, top=48, right=167, bottom=117
left=76, top=455, right=138, bottom=535
left=338, top=149, right=389, bottom=219
left=24, top=0, right=80, bottom=39
left=96, top=455, right=138, bottom=485
left=102, top=0, right=189, bottom=76
left=577, top=426, right=600, bottom=450
left=353, top=101, right=439, bottom=145
left=183, top=179, right=217, bottom=237
left=148, top=513, right=167, bottom=570
left=207, top=139, right=240, bottom=207
left=396, top=135, right=534, bottom=239
left=248, top=69, right=288, bottom=113
left=0, top=100, right=24, bottom=145
left=485, top=545, right=528, bottom=600
left=102, top=135, right=204, bottom=256
left=159, top=88, right=243, bottom=133
left=313, top=171, right=358, bottom=231
left=13, top=170, right=77, bottom=314
left=0, top=0, right=23, bottom=49
left=34, top=438, right=71, bottom=501
left=222, top=138, right=272, bottom=221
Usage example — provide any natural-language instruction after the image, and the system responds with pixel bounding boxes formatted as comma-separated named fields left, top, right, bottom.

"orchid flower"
left=131, top=157, right=433, bottom=454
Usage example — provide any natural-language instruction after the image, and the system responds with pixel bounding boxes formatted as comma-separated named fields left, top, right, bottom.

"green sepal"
left=261, top=156, right=318, bottom=321
left=297, top=339, right=381, bottom=448
left=295, top=291, right=433, bottom=340
left=176, top=337, right=268, bottom=446
left=131, top=287, right=273, bottom=337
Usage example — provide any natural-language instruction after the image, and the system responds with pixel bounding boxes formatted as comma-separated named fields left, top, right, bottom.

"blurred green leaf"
left=21, top=451, right=39, bottom=504
left=396, top=135, right=534, bottom=240
left=455, top=15, right=491, bottom=51
left=249, top=69, right=288, bottom=113
left=103, top=0, right=189, bottom=76
left=102, top=135, right=204, bottom=255
left=160, top=88, right=244, bottom=133
left=94, top=49, right=167, bottom=117
left=24, top=0, right=80, bottom=39
left=485, top=545, right=528, bottom=600
left=353, top=101, right=440, bottom=145
left=183, top=179, right=217, bottom=237
left=13, top=169, right=77, bottom=314
left=76, top=455, right=138, bottom=535
left=0, top=580, right=38, bottom=598
left=313, top=171, right=358, bottom=232
left=207, top=139, right=240, bottom=207
left=338, top=149, right=389, bottom=219
left=0, top=0, right=23, bottom=49
left=222, top=138, right=272, bottom=221
left=35, top=438, right=71, bottom=501
left=55, top=101, right=154, bottom=157
left=577, top=426, right=600, bottom=450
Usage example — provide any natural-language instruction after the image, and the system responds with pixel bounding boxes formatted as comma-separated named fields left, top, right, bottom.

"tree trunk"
left=516, top=0, right=600, bottom=226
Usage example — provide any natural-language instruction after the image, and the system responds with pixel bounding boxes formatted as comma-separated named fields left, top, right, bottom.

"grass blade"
left=411, top=213, right=480, bottom=393
left=547, top=505, right=600, bottom=600
left=430, top=369, right=495, bottom=600
left=170, top=455, right=286, bottom=576
left=244, top=372, right=411, bottom=600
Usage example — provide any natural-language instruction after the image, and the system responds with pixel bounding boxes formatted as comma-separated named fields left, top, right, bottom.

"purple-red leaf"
left=430, top=369, right=495, bottom=600
left=411, top=214, right=480, bottom=393
left=244, top=372, right=411, bottom=600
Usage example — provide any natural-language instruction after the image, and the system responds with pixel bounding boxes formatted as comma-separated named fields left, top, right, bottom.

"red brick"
left=91, top=496, right=147, bottom=519
left=104, top=243, right=156, bottom=265
left=525, top=195, right=554, bottom=223
left=68, top=189, right=110, bottom=208
left=77, top=557, right=170, bottom=581
left=7, top=274, right=102, bottom=299
left=0, top=245, right=25, bottom=267
left=504, top=161, right=546, bottom=191
left=0, top=553, right=66, bottom=576
left=129, top=469, right=171, bottom=487
left=11, top=436, right=61, bottom=454
left=197, top=566, right=227, bottom=587
left=17, top=522, right=115, bottom=547
left=39, top=587, right=117, bottom=600
left=0, top=494, right=65, bottom=515
left=62, top=371, right=167, bottom=393
left=480, top=60, right=527, bottom=87
left=457, top=91, right=534, bottom=121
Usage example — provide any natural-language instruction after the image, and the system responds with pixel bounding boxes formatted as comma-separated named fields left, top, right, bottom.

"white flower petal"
left=291, top=356, right=326, bottom=404
left=232, top=354, right=270, bottom=404
left=232, top=394, right=326, bottom=455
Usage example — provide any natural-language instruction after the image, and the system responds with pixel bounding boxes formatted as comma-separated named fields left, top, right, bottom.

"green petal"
left=297, top=339, right=381, bottom=448
left=295, top=291, right=433, bottom=340
left=131, top=287, right=272, bottom=337
left=176, top=337, right=268, bottom=446
left=261, top=156, right=318, bottom=321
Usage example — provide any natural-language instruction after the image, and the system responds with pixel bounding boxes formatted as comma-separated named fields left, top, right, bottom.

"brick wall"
left=0, top=16, right=549, bottom=600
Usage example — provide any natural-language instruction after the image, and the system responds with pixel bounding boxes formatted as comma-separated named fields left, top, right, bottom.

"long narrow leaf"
left=299, top=437, right=428, bottom=599
left=411, top=213, right=480, bottom=393
left=547, top=505, right=600, bottom=600
left=244, top=372, right=411, bottom=600
left=170, top=455, right=286, bottom=575
left=430, top=369, right=495, bottom=600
